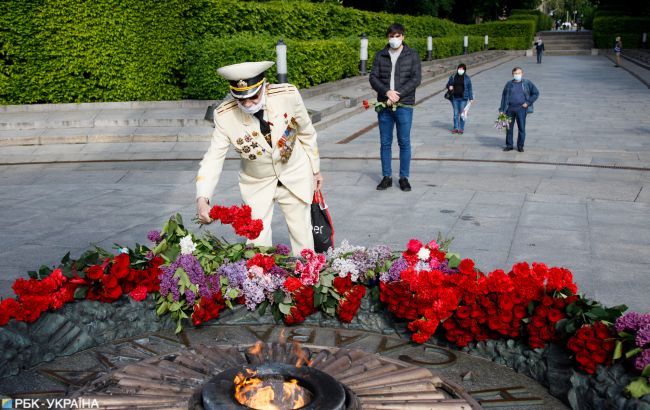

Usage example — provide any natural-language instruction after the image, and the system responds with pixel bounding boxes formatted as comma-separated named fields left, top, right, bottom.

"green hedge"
left=192, top=0, right=462, bottom=39
left=592, top=16, right=650, bottom=48
left=1, top=0, right=535, bottom=104
left=467, top=21, right=536, bottom=49
left=1, top=0, right=191, bottom=104
left=183, top=34, right=489, bottom=100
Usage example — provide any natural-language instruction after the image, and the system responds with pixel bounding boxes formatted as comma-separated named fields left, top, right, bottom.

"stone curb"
left=0, top=51, right=518, bottom=148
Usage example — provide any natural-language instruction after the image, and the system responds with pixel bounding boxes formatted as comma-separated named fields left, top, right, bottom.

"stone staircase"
left=538, top=31, right=594, bottom=55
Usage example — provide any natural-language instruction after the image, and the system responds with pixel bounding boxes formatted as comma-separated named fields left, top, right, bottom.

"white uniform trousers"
left=246, top=184, right=313, bottom=256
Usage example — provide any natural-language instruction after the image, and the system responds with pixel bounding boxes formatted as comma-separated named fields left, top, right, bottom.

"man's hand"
left=386, top=90, right=401, bottom=104
left=522, top=103, right=529, bottom=108
left=448, top=86, right=453, bottom=90
left=196, top=197, right=212, bottom=224
left=314, top=172, right=323, bottom=191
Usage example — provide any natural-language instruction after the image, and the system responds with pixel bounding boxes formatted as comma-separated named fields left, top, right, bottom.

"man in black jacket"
left=369, top=23, right=422, bottom=192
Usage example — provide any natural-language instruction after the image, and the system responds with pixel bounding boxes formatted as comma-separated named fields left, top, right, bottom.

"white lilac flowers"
left=179, top=235, right=197, bottom=255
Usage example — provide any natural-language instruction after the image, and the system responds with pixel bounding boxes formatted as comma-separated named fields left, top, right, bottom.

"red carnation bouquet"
left=1, top=253, right=163, bottom=326
left=379, top=239, right=460, bottom=343
left=567, top=321, right=616, bottom=374
left=333, top=276, right=367, bottom=323
left=192, top=292, right=227, bottom=326
left=209, top=204, right=263, bottom=240
left=281, top=276, right=317, bottom=325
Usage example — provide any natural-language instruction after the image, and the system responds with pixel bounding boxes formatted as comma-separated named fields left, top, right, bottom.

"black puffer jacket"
left=369, top=44, right=422, bottom=105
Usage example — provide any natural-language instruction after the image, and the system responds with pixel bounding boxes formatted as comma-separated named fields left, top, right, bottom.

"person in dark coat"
left=499, top=67, right=540, bottom=152
left=535, top=37, right=545, bottom=64
left=369, top=23, right=422, bottom=192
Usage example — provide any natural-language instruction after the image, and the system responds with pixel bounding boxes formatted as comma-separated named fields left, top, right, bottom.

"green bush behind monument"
left=592, top=16, right=650, bottom=48
left=0, top=0, right=536, bottom=104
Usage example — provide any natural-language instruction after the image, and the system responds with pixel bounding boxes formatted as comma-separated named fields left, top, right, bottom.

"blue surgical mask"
left=457, top=69, right=465, bottom=75
left=513, top=74, right=522, bottom=81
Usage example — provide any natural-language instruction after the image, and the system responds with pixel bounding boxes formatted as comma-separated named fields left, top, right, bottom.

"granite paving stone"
left=0, top=54, right=649, bottom=316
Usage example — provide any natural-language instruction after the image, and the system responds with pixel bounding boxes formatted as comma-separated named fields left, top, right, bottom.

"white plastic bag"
left=461, top=101, right=472, bottom=121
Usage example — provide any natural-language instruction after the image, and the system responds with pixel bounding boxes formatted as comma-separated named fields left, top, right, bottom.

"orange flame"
left=292, top=342, right=312, bottom=368
left=249, top=341, right=264, bottom=355
left=234, top=370, right=309, bottom=410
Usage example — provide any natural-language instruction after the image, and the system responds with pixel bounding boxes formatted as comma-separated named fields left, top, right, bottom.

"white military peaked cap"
left=217, top=61, right=275, bottom=99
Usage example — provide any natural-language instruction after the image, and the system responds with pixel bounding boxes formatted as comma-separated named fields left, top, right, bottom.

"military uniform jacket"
left=196, top=83, right=320, bottom=205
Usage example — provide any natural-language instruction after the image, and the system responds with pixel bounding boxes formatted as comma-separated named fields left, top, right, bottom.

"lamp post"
left=463, top=35, right=468, bottom=55
left=484, top=33, right=489, bottom=51
left=426, top=34, right=433, bottom=61
left=276, top=38, right=288, bottom=84
left=359, top=34, right=368, bottom=75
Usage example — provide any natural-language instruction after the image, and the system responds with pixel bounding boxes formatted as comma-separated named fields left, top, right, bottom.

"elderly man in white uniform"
left=196, top=61, right=323, bottom=256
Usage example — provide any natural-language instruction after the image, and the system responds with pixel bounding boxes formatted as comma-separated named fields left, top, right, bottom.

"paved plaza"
left=0, top=54, right=649, bottom=313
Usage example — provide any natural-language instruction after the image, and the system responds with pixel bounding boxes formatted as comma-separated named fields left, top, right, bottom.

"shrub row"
left=467, top=21, right=536, bottom=49
left=183, top=34, right=488, bottom=100
left=0, top=0, right=537, bottom=104
left=592, top=16, right=650, bottom=48
left=0, top=0, right=191, bottom=104
left=192, top=0, right=463, bottom=39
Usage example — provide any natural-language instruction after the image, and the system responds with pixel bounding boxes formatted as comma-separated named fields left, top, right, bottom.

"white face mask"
left=457, top=69, right=465, bottom=75
left=513, top=74, right=522, bottom=81
left=237, top=99, right=263, bottom=115
left=388, top=37, right=403, bottom=49
left=237, top=92, right=265, bottom=115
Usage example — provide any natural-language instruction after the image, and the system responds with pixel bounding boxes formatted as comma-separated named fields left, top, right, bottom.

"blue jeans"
left=451, top=98, right=468, bottom=130
left=536, top=50, right=543, bottom=63
left=378, top=106, right=413, bottom=178
left=506, top=107, right=527, bottom=149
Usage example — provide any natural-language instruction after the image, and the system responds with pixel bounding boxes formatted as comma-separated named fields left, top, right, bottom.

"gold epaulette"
left=215, top=99, right=238, bottom=114
left=267, top=83, right=297, bottom=96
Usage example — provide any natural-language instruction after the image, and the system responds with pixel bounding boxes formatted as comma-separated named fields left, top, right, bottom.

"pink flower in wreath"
left=296, top=249, right=326, bottom=286
left=426, top=240, right=439, bottom=250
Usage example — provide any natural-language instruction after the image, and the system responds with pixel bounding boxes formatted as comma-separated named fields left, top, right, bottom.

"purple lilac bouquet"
left=614, top=312, right=650, bottom=397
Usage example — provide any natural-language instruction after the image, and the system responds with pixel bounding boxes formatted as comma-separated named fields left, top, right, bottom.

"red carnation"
left=129, top=285, right=148, bottom=301
left=111, top=253, right=130, bottom=279
left=0, top=298, right=20, bottom=325
left=333, top=276, right=353, bottom=295
left=86, top=263, right=106, bottom=281
left=547, top=308, right=563, bottom=323
left=455, top=306, right=470, bottom=319
left=594, top=322, right=611, bottom=339
left=247, top=254, right=276, bottom=271
left=406, top=239, right=423, bottom=253
left=458, top=259, right=475, bottom=275
left=283, top=277, right=302, bottom=293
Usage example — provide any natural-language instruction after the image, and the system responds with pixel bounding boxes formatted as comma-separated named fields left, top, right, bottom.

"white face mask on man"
left=237, top=93, right=265, bottom=115
left=513, top=74, right=522, bottom=81
left=457, top=69, right=465, bottom=75
left=388, top=37, right=403, bottom=49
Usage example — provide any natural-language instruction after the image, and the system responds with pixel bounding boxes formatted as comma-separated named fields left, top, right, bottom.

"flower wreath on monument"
left=0, top=207, right=648, bottom=398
